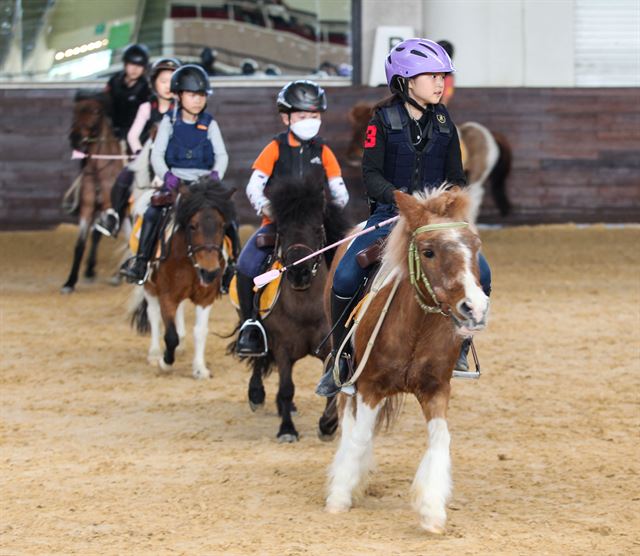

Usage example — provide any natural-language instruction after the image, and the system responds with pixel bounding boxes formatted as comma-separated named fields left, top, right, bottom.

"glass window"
left=0, top=0, right=353, bottom=82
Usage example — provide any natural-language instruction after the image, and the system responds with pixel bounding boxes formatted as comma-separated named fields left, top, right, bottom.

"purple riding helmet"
left=385, top=38, right=455, bottom=92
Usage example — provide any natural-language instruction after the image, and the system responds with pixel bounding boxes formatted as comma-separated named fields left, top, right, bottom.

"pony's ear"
left=394, top=190, right=424, bottom=229
left=221, top=186, right=236, bottom=200
left=430, top=189, right=470, bottom=221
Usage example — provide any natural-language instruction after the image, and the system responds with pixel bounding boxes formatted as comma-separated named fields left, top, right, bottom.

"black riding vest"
left=165, top=112, right=215, bottom=170
left=270, top=132, right=326, bottom=184
left=107, top=71, right=151, bottom=139
left=380, top=102, right=454, bottom=192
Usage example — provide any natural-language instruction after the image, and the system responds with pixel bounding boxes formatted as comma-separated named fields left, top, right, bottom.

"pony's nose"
left=457, top=300, right=473, bottom=319
left=457, top=297, right=489, bottom=325
left=199, top=268, right=220, bottom=284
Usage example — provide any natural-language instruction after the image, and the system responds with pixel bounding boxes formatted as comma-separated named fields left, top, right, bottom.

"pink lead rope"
left=253, top=215, right=400, bottom=288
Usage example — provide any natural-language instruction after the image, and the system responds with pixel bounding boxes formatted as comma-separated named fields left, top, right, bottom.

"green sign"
left=108, top=22, right=131, bottom=50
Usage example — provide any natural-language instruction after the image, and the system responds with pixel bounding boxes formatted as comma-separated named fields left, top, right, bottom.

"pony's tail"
left=488, top=132, right=512, bottom=217
left=374, top=394, right=405, bottom=433
left=128, top=287, right=150, bottom=335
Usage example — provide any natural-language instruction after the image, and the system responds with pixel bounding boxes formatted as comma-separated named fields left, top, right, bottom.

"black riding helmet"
left=122, top=44, right=149, bottom=67
left=150, top=57, right=181, bottom=85
left=277, top=80, right=327, bottom=113
left=170, top=64, right=212, bottom=95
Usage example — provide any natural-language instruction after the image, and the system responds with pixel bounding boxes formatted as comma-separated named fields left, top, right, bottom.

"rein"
left=408, top=221, right=469, bottom=316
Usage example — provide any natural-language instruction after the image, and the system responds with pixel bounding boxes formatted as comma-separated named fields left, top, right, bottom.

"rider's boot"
left=120, top=213, right=158, bottom=285
left=235, top=271, right=267, bottom=356
left=315, top=290, right=354, bottom=397
left=95, top=168, right=134, bottom=237
left=221, top=220, right=241, bottom=294
left=454, top=337, right=472, bottom=373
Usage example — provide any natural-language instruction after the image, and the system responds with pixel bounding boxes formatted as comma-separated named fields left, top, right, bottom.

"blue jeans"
left=236, top=223, right=276, bottom=278
left=333, top=204, right=492, bottom=297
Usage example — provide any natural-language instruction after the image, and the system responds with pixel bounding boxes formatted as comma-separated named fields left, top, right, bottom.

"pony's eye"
left=423, top=249, right=435, bottom=259
left=189, top=223, right=198, bottom=231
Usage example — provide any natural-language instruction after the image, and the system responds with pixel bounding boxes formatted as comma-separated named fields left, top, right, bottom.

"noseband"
left=185, top=224, right=224, bottom=272
left=280, top=226, right=326, bottom=283
left=408, top=221, right=469, bottom=316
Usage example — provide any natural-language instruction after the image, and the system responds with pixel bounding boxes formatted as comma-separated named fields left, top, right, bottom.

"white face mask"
left=290, top=118, right=321, bottom=141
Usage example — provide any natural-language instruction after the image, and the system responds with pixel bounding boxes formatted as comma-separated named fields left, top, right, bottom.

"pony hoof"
left=83, top=275, right=96, bottom=283
left=158, top=358, right=172, bottom=372
left=277, top=433, right=299, bottom=444
left=60, top=285, right=74, bottom=294
left=317, top=429, right=336, bottom=442
left=192, top=367, right=211, bottom=380
left=248, top=400, right=264, bottom=412
left=420, top=519, right=446, bottom=535
left=325, top=500, right=351, bottom=514
left=147, top=351, right=162, bottom=365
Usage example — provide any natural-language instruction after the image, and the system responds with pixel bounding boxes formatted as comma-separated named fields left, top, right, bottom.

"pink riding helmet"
left=385, top=38, right=455, bottom=90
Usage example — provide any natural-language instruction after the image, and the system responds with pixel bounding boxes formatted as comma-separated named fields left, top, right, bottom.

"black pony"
left=231, top=172, right=350, bottom=442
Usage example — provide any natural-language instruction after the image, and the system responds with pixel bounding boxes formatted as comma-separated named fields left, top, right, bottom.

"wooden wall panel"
left=0, top=86, right=638, bottom=230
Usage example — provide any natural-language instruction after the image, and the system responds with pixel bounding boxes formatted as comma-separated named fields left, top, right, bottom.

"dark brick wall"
left=0, top=86, right=638, bottom=230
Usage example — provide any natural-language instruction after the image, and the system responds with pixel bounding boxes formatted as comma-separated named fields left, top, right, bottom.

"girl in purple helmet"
left=316, top=38, right=492, bottom=397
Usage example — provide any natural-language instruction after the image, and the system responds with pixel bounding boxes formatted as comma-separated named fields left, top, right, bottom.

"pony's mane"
left=267, top=174, right=325, bottom=226
left=176, top=178, right=235, bottom=227
left=266, top=174, right=351, bottom=265
left=379, top=185, right=460, bottom=279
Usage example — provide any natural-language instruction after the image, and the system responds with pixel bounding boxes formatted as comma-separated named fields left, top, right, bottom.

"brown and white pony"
left=345, top=101, right=512, bottom=223
left=61, top=92, right=124, bottom=293
left=324, top=187, right=489, bottom=534
left=131, top=178, right=235, bottom=379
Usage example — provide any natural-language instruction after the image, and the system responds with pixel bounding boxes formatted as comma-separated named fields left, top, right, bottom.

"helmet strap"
left=395, top=77, right=427, bottom=114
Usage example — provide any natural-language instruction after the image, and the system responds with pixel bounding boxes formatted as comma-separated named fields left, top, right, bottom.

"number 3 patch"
left=364, top=125, right=377, bottom=148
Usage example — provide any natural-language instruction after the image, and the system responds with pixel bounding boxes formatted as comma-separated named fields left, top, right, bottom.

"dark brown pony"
left=232, top=174, right=350, bottom=442
left=61, top=92, right=124, bottom=293
left=344, top=101, right=512, bottom=220
left=324, top=187, right=489, bottom=534
left=131, top=178, right=235, bottom=378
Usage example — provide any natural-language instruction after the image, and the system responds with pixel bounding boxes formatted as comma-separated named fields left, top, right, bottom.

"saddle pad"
left=229, top=260, right=283, bottom=317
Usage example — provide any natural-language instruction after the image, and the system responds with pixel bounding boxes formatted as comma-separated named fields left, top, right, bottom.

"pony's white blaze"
left=326, top=394, right=379, bottom=513
left=411, top=417, right=452, bottom=533
left=192, top=304, right=212, bottom=379
left=144, top=290, right=163, bottom=364
left=454, top=234, right=489, bottom=333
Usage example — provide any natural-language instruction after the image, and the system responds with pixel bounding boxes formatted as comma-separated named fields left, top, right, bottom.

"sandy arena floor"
left=1, top=224, right=639, bottom=555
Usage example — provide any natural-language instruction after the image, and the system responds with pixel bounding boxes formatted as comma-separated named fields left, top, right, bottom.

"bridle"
left=278, top=225, right=326, bottom=286
left=407, top=221, right=469, bottom=317
left=185, top=220, right=224, bottom=273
